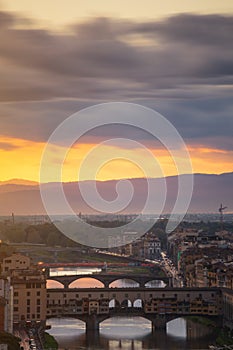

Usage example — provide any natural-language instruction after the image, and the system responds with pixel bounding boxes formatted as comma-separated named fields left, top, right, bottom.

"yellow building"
left=12, top=271, right=47, bottom=324
left=1, top=253, right=47, bottom=325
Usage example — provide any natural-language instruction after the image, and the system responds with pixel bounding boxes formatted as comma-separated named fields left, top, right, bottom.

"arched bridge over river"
left=46, top=287, right=222, bottom=331
left=47, top=273, right=172, bottom=288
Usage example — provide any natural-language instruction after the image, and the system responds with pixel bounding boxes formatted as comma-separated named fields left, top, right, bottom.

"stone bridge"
left=46, top=287, right=222, bottom=331
left=47, top=273, right=172, bottom=288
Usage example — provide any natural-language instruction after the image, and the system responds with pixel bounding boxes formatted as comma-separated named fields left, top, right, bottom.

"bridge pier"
left=63, top=282, right=70, bottom=289
left=168, top=277, right=173, bottom=287
left=85, top=314, right=100, bottom=333
left=151, top=316, right=167, bottom=332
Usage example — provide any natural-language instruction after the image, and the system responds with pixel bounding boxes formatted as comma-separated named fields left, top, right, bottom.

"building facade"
left=1, top=253, right=47, bottom=326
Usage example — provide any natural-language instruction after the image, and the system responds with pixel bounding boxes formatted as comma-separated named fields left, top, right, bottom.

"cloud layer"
left=0, top=11, right=232, bottom=151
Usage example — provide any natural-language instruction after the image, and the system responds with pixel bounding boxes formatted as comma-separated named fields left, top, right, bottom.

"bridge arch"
left=68, top=277, right=104, bottom=288
left=121, top=299, right=132, bottom=308
left=46, top=280, right=64, bottom=289
left=145, top=279, right=167, bottom=288
left=100, top=315, right=151, bottom=337
left=47, top=273, right=171, bottom=288
left=109, top=299, right=120, bottom=308
left=109, top=278, right=140, bottom=288
left=46, top=316, right=86, bottom=330
left=133, top=299, right=143, bottom=308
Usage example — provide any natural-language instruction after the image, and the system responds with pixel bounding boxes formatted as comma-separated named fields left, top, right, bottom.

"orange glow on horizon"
left=0, top=135, right=232, bottom=182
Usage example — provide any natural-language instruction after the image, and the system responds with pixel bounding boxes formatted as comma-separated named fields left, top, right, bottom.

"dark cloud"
left=0, top=11, right=232, bottom=151
left=0, top=12, right=233, bottom=101
left=0, top=96, right=232, bottom=153
left=0, top=141, right=19, bottom=151
left=131, top=14, right=233, bottom=46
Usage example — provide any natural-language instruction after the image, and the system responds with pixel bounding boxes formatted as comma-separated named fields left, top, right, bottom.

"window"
left=88, top=294, right=92, bottom=298
left=14, top=300, right=18, bottom=304
left=37, top=307, right=40, bottom=313
left=27, top=300, right=30, bottom=305
left=37, top=299, right=40, bottom=305
left=14, top=307, right=18, bottom=312
left=37, top=291, right=40, bottom=296
left=27, top=307, right=30, bottom=313
left=14, top=292, right=18, bottom=297
left=76, top=294, right=79, bottom=298
left=27, top=292, right=30, bottom=296
left=37, top=314, right=40, bottom=319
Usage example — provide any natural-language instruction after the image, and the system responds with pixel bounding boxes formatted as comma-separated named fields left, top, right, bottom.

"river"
left=46, top=268, right=216, bottom=349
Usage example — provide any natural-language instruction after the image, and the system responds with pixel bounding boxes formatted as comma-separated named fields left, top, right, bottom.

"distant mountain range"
left=0, top=173, right=232, bottom=215
left=0, top=179, right=38, bottom=186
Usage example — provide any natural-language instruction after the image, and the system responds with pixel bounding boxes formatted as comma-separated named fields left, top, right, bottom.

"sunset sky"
left=0, top=0, right=233, bottom=182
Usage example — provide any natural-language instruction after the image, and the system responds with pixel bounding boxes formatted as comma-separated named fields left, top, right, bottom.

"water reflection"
left=47, top=317, right=215, bottom=350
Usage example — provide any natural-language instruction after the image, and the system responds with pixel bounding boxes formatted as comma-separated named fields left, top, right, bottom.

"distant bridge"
left=41, top=261, right=155, bottom=269
left=47, top=273, right=171, bottom=288
left=46, top=287, right=222, bottom=331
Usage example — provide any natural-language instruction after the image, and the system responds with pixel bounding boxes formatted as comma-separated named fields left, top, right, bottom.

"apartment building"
left=0, top=278, right=13, bottom=333
left=1, top=253, right=47, bottom=326
left=12, top=270, right=47, bottom=324
left=1, top=253, right=30, bottom=274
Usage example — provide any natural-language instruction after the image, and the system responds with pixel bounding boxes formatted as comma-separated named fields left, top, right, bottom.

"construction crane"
left=219, top=203, right=227, bottom=232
